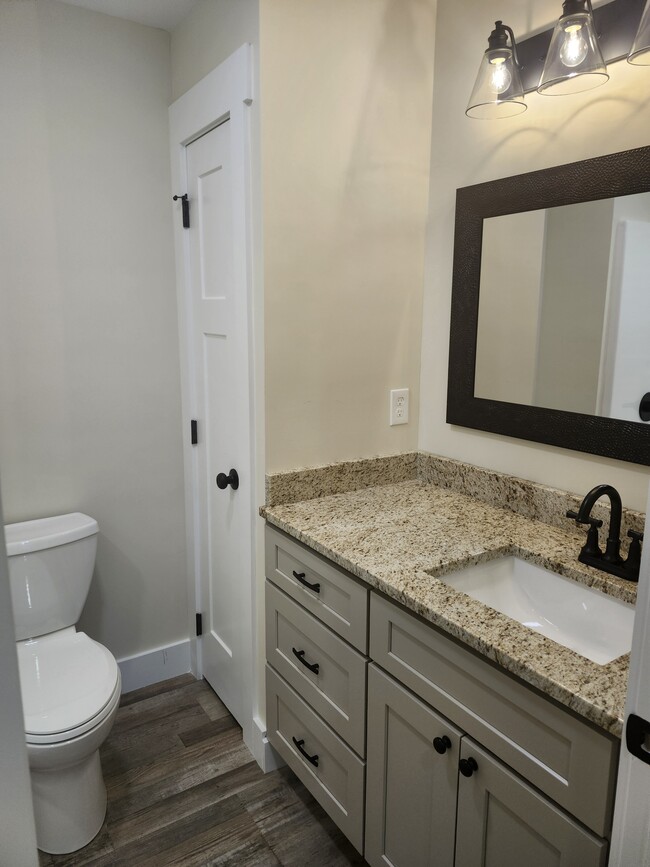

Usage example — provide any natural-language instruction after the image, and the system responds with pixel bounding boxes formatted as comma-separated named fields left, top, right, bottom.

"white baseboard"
left=117, top=639, right=192, bottom=694
left=247, top=715, right=284, bottom=773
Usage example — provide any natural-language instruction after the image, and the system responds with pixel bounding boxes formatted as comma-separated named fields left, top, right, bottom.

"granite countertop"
left=262, top=479, right=637, bottom=737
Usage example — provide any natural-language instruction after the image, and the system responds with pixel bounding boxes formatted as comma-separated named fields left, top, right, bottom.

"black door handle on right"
left=216, top=469, right=239, bottom=490
left=626, top=713, right=650, bottom=765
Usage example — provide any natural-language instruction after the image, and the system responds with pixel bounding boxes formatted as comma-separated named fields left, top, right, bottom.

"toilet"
left=5, top=513, right=121, bottom=855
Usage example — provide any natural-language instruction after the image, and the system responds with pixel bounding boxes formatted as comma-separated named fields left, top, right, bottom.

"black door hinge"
left=173, top=193, right=190, bottom=228
left=191, top=419, right=198, bottom=445
left=196, top=612, right=203, bottom=637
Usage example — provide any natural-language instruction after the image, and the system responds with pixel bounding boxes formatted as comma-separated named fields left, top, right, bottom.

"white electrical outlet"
left=390, top=388, right=409, bottom=426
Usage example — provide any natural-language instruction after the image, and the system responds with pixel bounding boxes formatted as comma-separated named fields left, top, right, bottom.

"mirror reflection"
left=475, top=194, right=650, bottom=423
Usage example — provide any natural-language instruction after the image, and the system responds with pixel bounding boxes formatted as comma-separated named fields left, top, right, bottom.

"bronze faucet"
left=566, top=484, right=643, bottom=583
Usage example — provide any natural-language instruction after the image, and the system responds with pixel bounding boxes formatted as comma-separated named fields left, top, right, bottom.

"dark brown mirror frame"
left=447, top=145, right=650, bottom=466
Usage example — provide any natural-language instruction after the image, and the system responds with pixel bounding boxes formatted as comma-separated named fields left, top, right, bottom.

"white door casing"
left=610, top=482, right=650, bottom=866
left=597, top=221, right=650, bottom=422
left=169, top=45, right=260, bottom=756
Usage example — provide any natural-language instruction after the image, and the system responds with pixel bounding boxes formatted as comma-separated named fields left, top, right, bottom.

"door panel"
left=365, top=665, right=460, bottom=867
left=455, top=739, right=607, bottom=867
left=186, top=120, right=251, bottom=725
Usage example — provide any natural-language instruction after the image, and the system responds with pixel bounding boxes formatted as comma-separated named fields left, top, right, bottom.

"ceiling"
left=61, top=0, right=199, bottom=32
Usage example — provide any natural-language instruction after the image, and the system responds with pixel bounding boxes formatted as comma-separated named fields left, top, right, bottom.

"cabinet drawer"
left=370, top=592, right=618, bottom=837
left=266, top=665, right=365, bottom=853
left=266, top=581, right=368, bottom=755
left=265, top=525, right=368, bottom=652
left=455, top=739, right=607, bottom=867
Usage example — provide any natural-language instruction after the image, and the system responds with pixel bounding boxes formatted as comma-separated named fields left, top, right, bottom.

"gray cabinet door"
left=365, top=665, right=461, bottom=867
left=455, top=739, right=608, bottom=867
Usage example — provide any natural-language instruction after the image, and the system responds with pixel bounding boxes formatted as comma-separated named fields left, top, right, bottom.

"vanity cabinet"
left=369, top=593, right=618, bottom=838
left=264, top=525, right=618, bottom=865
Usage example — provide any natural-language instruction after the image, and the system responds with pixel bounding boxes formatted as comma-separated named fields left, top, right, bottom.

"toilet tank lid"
left=5, top=513, right=98, bottom=556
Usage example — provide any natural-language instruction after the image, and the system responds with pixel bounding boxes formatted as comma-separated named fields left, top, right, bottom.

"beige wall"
left=0, top=1, right=188, bottom=659
left=170, top=0, right=260, bottom=101
left=420, top=0, right=650, bottom=512
left=261, top=0, right=436, bottom=471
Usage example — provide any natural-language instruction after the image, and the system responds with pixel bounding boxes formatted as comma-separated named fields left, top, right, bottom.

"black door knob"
left=433, top=735, right=452, bottom=754
left=459, top=757, right=478, bottom=777
left=216, top=469, right=239, bottom=490
left=640, top=393, right=650, bottom=422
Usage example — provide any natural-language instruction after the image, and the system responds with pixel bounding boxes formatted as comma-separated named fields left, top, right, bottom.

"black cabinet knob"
left=433, top=735, right=452, bottom=754
left=459, top=757, right=478, bottom=777
left=216, top=469, right=239, bottom=490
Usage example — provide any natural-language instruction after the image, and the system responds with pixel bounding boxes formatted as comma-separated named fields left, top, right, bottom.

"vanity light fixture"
left=628, top=0, right=650, bottom=63
left=466, top=21, right=526, bottom=118
left=467, top=0, right=647, bottom=118
left=538, top=0, right=608, bottom=94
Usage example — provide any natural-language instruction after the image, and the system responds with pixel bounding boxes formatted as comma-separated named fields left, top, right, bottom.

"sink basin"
left=437, top=556, right=635, bottom=665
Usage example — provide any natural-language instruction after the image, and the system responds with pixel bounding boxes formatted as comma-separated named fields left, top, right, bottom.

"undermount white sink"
left=437, top=556, right=635, bottom=665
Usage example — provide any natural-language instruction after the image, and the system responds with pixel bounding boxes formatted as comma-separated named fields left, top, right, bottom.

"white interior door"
left=610, top=483, right=650, bottom=866
left=185, top=120, right=252, bottom=727
left=598, top=220, right=650, bottom=422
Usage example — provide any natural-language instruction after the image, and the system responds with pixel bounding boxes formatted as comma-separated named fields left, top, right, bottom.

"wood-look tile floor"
left=38, top=675, right=367, bottom=867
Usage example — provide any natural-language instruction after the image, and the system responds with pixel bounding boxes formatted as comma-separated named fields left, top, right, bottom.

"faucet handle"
left=626, top=530, right=644, bottom=581
left=566, top=510, right=603, bottom=528
left=567, top=510, right=602, bottom=558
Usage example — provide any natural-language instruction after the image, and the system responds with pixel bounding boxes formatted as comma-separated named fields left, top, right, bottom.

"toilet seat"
left=25, top=679, right=121, bottom=745
left=18, top=628, right=120, bottom=744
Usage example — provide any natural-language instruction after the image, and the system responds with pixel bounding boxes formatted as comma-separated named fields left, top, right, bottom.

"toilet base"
left=31, top=749, right=107, bottom=854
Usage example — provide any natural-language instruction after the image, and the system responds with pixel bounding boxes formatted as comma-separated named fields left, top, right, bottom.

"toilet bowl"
left=5, top=513, right=121, bottom=855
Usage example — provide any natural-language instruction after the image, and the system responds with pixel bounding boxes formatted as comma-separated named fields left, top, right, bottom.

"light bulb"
left=560, top=23, right=588, bottom=67
left=489, top=57, right=512, bottom=94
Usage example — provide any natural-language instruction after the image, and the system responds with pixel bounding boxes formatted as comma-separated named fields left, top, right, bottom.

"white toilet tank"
left=5, top=513, right=99, bottom=641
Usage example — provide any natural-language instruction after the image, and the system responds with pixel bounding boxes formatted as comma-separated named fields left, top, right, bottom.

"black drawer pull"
left=292, top=737, right=319, bottom=767
left=459, top=757, right=478, bottom=777
left=293, top=570, right=321, bottom=593
left=292, top=647, right=320, bottom=674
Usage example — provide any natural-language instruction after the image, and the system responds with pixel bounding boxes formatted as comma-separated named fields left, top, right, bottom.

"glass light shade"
left=538, top=11, right=608, bottom=94
left=466, top=48, right=526, bottom=119
left=628, top=0, right=650, bottom=65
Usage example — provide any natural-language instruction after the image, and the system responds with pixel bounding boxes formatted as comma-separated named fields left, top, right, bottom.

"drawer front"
left=370, top=592, right=618, bottom=837
left=266, top=665, right=365, bottom=853
left=265, top=525, right=368, bottom=652
left=266, top=581, right=368, bottom=755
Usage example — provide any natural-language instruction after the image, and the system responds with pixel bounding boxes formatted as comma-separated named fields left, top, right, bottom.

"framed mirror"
left=447, top=145, right=650, bottom=466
